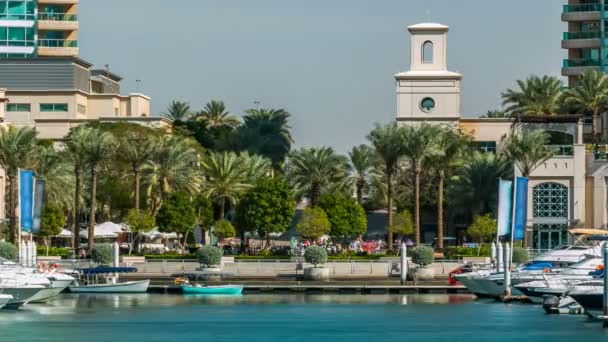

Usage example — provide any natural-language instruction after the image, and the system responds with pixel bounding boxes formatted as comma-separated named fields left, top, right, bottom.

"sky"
left=79, top=0, right=564, bottom=152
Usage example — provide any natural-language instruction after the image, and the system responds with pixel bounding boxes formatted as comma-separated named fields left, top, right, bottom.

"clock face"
left=420, top=97, right=435, bottom=113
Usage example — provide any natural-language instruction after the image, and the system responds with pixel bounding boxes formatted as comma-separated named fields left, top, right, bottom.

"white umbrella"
left=56, top=229, right=72, bottom=238
left=80, top=221, right=127, bottom=238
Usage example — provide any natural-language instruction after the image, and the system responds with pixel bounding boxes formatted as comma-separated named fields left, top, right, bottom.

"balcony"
left=562, top=31, right=601, bottom=48
left=38, top=0, right=78, bottom=4
left=562, top=58, right=601, bottom=76
left=37, top=39, right=78, bottom=57
left=548, top=145, right=574, bottom=157
left=562, top=3, right=604, bottom=21
left=37, top=13, right=78, bottom=31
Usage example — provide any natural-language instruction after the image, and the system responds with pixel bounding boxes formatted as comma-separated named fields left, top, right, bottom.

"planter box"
left=412, top=267, right=435, bottom=280
left=304, top=267, right=330, bottom=281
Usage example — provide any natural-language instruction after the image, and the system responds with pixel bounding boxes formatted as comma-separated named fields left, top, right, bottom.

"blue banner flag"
left=513, top=177, right=529, bottom=241
left=497, top=179, right=513, bottom=236
left=19, top=170, right=34, bottom=233
left=32, top=179, right=45, bottom=234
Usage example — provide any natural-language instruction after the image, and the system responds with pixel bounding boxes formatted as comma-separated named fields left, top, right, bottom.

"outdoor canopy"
left=80, top=222, right=126, bottom=238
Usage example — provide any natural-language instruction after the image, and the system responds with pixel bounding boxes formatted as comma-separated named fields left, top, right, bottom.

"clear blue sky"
left=79, top=0, right=564, bottom=152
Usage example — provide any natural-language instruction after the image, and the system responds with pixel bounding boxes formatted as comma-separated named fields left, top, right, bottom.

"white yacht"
left=0, top=294, right=13, bottom=309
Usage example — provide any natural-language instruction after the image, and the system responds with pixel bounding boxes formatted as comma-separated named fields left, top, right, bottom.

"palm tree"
left=367, top=123, right=406, bottom=250
left=81, top=128, right=116, bottom=252
left=196, top=100, right=240, bottom=128
left=501, top=130, right=554, bottom=177
left=449, top=152, right=512, bottom=217
left=142, top=136, right=202, bottom=215
left=65, top=127, right=92, bottom=249
left=348, top=144, right=378, bottom=204
left=239, top=152, right=272, bottom=183
left=480, top=110, right=510, bottom=118
left=502, top=75, right=563, bottom=116
left=117, top=131, right=159, bottom=210
left=286, top=147, right=349, bottom=207
left=428, top=129, right=468, bottom=249
left=240, top=108, right=293, bottom=169
left=562, top=70, right=608, bottom=141
left=402, top=123, right=442, bottom=246
left=0, top=126, right=38, bottom=243
left=201, top=151, right=253, bottom=219
left=34, top=146, right=74, bottom=209
left=162, top=100, right=191, bottom=122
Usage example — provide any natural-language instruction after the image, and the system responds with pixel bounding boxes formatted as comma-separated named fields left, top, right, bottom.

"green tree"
left=193, top=194, right=214, bottom=231
left=82, top=128, right=116, bottom=252
left=34, top=146, right=74, bottom=210
left=402, top=123, right=441, bottom=246
left=39, top=204, right=66, bottom=255
left=239, top=108, right=293, bottom=170
left=195, top=100, right=240, bottom=128
left=162, top=100, right=191, bottom=122
left=286, top=147, right=349, bottom=207
left=562, top=70, right=608, bottom=141
left=367, top=123, right=406, bottom=250
left=467, top=213, right=497, bottom=255
left=201, top=151, right=254, bottom=219
left=296, top=207, right=331, bottom=242
left=501, top=130, right=553, bottom=177
left=348, top=144, right=379, bottom=204
left=480, top=110, right=510, bottom=118
left=501, top=75, right=563, bottom=116
left=318, top=194, right=367, bottom=238
left=156, top=192, right=197, bottom=253
left=65, top=126, right=91, bottom=249
left=236, top=177, right=296, bottom=245
left=390, top=209, right=414, bottom=236
left=0, top=241, right=17, bottom=260
left=213, top=219, right=236, bottom=244
left=428, top=129, right=468, bottom=249
left=124, top=209, right=156, bottom=254
left=0, top=126, right=38, bottom=244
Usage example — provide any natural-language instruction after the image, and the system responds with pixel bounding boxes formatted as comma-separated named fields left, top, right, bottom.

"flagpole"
left=497, top=177, right=501, bottom=242
left=17, top=168, right=21, bottom=264
left=509, top=177, right=517, bottom=267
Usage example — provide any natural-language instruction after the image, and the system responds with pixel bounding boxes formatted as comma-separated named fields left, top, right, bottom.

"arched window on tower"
left=422, top=41, right=433, bottom=64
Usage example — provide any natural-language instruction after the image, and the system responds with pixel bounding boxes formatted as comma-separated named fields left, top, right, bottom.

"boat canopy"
left=569, top=228, right=608, bottom=236
left=78, top=267, right=138, bottom=275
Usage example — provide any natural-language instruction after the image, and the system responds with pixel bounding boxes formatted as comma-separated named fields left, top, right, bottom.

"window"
left=422, top=41, right=433, bottom=64
left=40, top=103, right=68, bottom=112
left=476, top=141, right=497, bottom=153
left=77, top=104, right=86, bottom=114
left=532, top=182, right=568, bottom=218
left=6, top=103, right=30, bottom=112
left=420, top=97, right=435, bottom=112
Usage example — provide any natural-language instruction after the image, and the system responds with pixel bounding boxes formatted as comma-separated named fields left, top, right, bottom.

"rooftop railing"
left=38, top=12, right=78, bottom=21
left=38, top=39, right=78, bottom=48
left=563, top=31, right=602, bottom=40
left=563, top=3, right=605, bottom=13
left=563, top=58, right=601, bottom=68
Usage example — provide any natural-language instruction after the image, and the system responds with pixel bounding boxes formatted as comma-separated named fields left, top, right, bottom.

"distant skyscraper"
left=0, top=0, right=78, bottom=58
left=562, top=1, right=604, bottom=84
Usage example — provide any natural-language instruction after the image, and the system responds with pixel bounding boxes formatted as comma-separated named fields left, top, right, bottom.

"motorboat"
left=566, top=281, right=604, bottom=318
left=182, top=284, right=243, bottom=295
left=0, top=285, right=45, bottom=309
left=0, top=294, right=12, bottom=309
left=0, top=257, right=74, bottom=303
left=68, top=267, right=150, bottom=293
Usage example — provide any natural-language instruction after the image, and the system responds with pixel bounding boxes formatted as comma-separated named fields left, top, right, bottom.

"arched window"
left=422, top=41, right=433, bottom=64
left=533, top=182, right=568, bottom=218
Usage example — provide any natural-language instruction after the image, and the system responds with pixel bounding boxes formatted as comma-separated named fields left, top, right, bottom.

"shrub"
left=512, top=247, right=529, bottom=264
left=143, top=253, right=196, bottom=260
left=213, top=220, right=236, bottom=241
left=0, top=241, right=17, bottom=260
left=36, top=246, right=71, bottom=258
left=304, top=246, right=328, bottom=267
left=92, top=244, right=114, bottom=266
left=196, top=245, right=222, bottom=267
left=411, top=246, right=434, bottom=267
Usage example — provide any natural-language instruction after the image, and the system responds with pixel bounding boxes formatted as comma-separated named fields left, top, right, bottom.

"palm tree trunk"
left=414, top=167, right=421, bottom=246
left=311, top=181, right=321, bottom=207
left=133, top=168, right=140, bottom=211
left=87, top=167, right=98, bottom=253
left=386, top=171, right=393, bottom=250
left=7, top=174, right=15, bottom=244
left=73, top=169, right=81, bottom=250
left=219, top=198, right=225, bottom=220
left=356, top=179, right=364, bottom=205
left=437, top=171, right=444, bottom=250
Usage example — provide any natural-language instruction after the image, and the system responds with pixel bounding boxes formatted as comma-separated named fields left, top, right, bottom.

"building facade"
left=398, top=22, right=608, bottom=249
left=0, top=0, right=78, bottom=58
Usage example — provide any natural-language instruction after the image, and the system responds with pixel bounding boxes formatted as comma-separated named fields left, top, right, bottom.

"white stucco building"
left=397, top=22, right=607, bottom=249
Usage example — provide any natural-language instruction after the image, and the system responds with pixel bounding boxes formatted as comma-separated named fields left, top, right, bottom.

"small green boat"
left=181, top=284, right=244, bottom=295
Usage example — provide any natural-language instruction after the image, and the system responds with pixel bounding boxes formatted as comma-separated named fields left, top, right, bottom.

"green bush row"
left=36, top=246, right=72, bottom=258
left=443, top=245, right=491, bottom=259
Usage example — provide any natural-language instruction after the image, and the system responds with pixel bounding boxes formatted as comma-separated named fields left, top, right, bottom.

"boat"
left=182, top=284, right=243, bottom=295
left=68, top=267, right=150, bottom=293
left=0, top=294, right=12, bottom=309
left=1, top=285, right=45, bottom=309
left=541, top=294, right=584, bottom=315
left=566, top=281, right=604, bottom=318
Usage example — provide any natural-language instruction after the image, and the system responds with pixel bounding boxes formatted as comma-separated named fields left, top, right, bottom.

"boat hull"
left=182, top=285, right=243, bottom=295
left=0, top=294, right=12, bottom=309
left=27, top=286, right=67, bottom=303
left=2, top=287, right=44, bottom=309
left=69, top=280, right=150, bottom=293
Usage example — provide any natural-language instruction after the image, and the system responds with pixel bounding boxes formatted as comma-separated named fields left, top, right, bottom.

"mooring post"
left=603, top=244, right=608, bottom=327
left=503, top=242, right=511, bottom=298
left=497, top=242, right=503, bottom=272
left=490, top=242, right=497, bottom=269
left=400, top=242, right=407, bottom=285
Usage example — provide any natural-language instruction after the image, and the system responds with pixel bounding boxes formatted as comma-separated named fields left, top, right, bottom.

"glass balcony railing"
left=563, top=31, right=601, bottom=40
left=0, top=14, right=36, bottom=20
left=0, top=40, right=36, bottom=47
left=38, top=13, right=78, bottom=21
left=38, top=39, right=78, bottom=48
left=548, top=145, right=574, bottom=156
left=563, top=58, right=601, bottom=67
left=563, top=3, right=605, bottom=13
